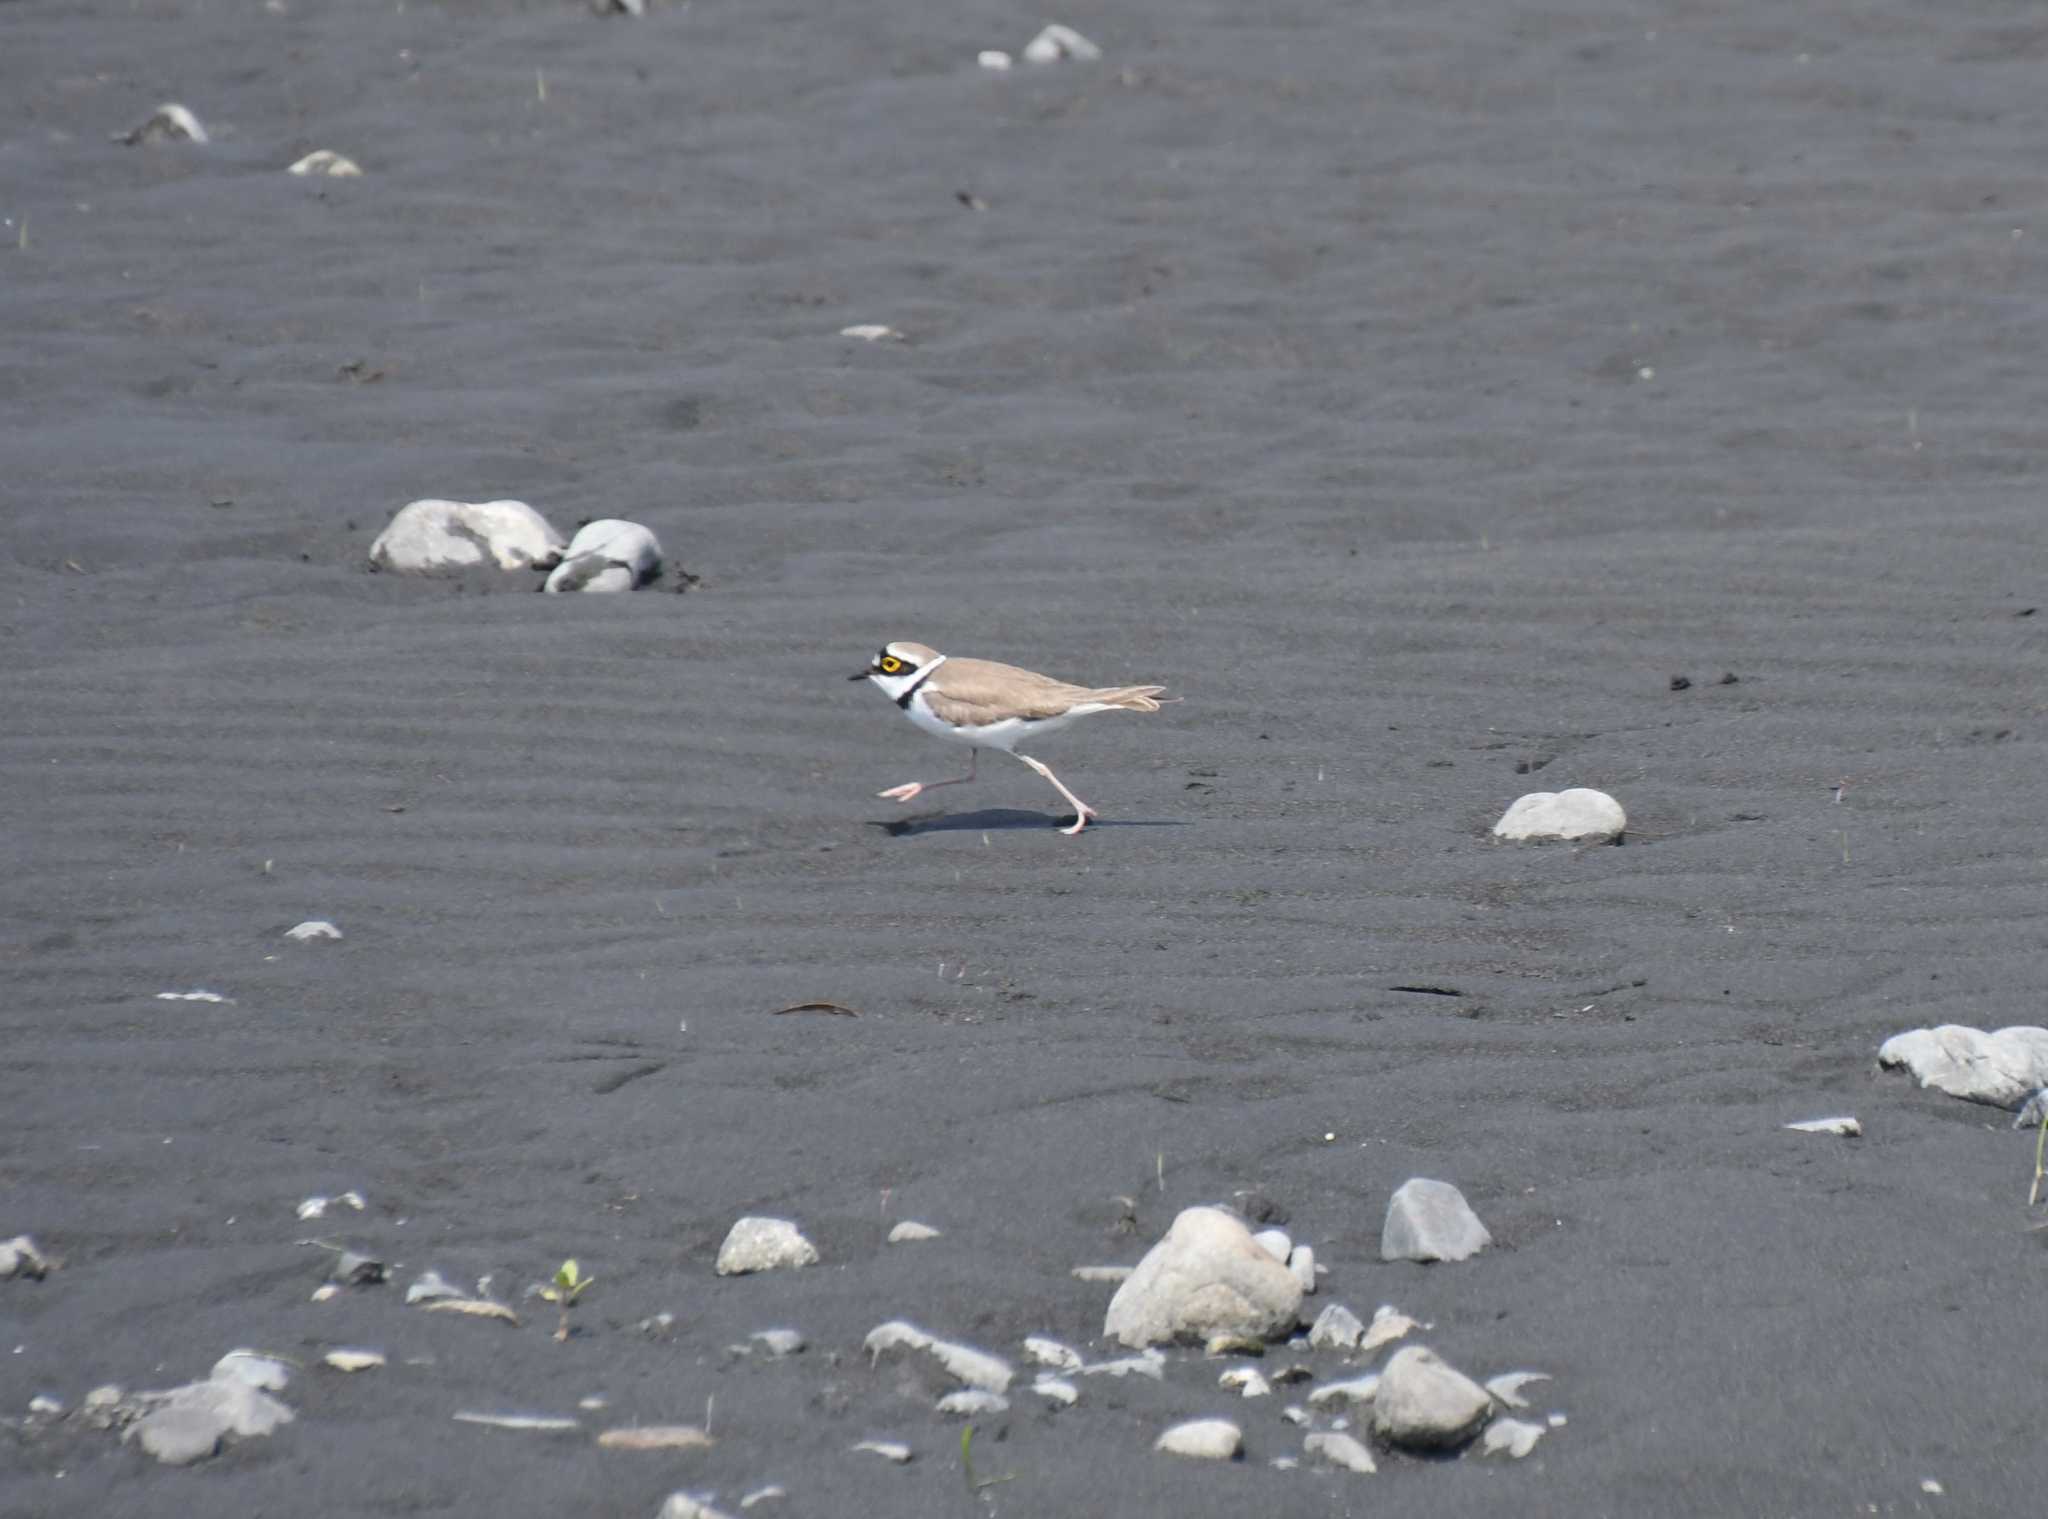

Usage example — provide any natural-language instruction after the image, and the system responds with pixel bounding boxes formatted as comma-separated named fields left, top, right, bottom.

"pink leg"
left=879, top=748, right=977, bottom=803
left=1016, top=753, right=1098, bottom=835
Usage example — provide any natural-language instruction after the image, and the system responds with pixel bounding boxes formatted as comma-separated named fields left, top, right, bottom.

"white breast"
left=903, top=690, right=1096, bottom=752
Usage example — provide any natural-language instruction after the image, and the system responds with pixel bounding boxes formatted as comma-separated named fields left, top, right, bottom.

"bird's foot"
left=878, top=782, right=925, bottom=803
left=1059, top=804, right=1100, bottom=836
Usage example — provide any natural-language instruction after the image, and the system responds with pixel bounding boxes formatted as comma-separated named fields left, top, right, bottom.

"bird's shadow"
left=870, top=807, right=1188, bottom=838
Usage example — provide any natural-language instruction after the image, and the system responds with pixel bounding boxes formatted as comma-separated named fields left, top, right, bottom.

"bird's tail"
left=1087, top=684, right=1174, bottom=713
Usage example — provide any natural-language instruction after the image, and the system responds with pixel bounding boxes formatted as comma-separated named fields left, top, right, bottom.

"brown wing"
left=921, top=658, right=1105, bottom=726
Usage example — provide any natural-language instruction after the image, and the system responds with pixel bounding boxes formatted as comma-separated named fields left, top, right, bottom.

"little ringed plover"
left=851, top=641, right=1171, bottom=835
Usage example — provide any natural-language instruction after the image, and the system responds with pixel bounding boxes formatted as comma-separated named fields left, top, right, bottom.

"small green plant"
left=540, top=1259, right=594, bottom=1342
left=960, top=1424, right=1014, bottom=1496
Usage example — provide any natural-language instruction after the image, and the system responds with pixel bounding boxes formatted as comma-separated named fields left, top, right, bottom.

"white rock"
left=1482, top=1416, right=1545, bottom=1457
left=657, top=1495, right=734, bottom=1519
left=1103, top=1205, right=1305, bottom=1348
left=1071, top=1265, right=1132, bottom=1283
left=839, top=324, right=903, bottom=343
left=1023, top=1336, right=1083, bottom=1372
left=405, top=1268, right=462, bottom=1303
left=1023, top=23, right=1102, bottom=63
left=935, top=1389, right=1009, bottom=1417
left=1372, top=1346, right=1493, bottom=1450
left=211, top=1350, right=291, bottom=1391
left=0, top=1235, right=51, bottom=1279
left=1492, top=787, right=1627, bottom=843
left=1308, top=1374, right=1379, bottom=1408
left=1785, top=1116, right=1861, bottom=1136
left=1031, top=1377, right=1079, bottom=1407
left=976, top=49, right=1013, bottom=70
left=1878, top=1025, right=2048, bottom=1109
left=1280, top=1404, right=1310, bottom=1426
left=369, top=499, right=565, bottom=575
left=1308, top=1303, right=1365, bottom=1350
left=157, top=989, right=231, bottom=1002
left=749, top=1328, right=804, bottom=1357
left=863, top=1321, right=1012, bottom=1392
left=715, top=1217, right=818, bottom=1275
left=323, top=1349, right=385, bottom=1372
left=1154, top=1418, right=1241, bottom=1460
left=1253, top=1228, right=1292, bottom=1263
left=297, top=1189, right=364, bottom=1220
left=452, top=1410, right=580, bottom=1432
left=288, top=150, right=362, bottom=177
left=1484, top=1370, right=1550, bottom=1409
left=1080, top=1350, right=1166, bottom=1380
left=120, top=103, right=208, bottom=145
left=1287, top=1245, right=1316, bottom=1294
left=1381, top=1178, right=1491, bottom=1263
left=28, top=1394, right=64, bottom=1417
left=887, top=1221, right=941, bottom=1244
left=852, top=1439, right=912, bottom=1463
left=1304, top=1430, right=1378, bottom=1473
left=127, top=1378, right=294, bottom=1465
left=543, top=518, right=662, bottom=593
left=740, top=1489, right=785, bottom=1510
left=285, top=920, right=343, bottom=941
left=1359, top=1305, right=1420, bottom=1353
left=1219, top=1367, right=1271, bottom=1398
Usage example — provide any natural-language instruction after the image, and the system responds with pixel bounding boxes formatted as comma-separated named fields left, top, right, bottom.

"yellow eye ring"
left=879, top=657, right=903, bottom=673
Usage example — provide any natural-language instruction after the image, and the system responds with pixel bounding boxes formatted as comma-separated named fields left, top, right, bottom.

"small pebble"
left=1031, top=1377, right=1078, bottom=1407
left=1154, top=1418, right=1242, bottom=1461
left=976, top=49, right=1012, bottom=70
left=740, top=1488, right=786, bottom=1510
left=1071, top=1265, right=1132, bottom=1283
left=287, top=150, right=361, bottom=178
left=1381, top=1179, right=1491, bottom=1264
left=119, top=103, right=208, bottom=145
left=1204, top=1333, right=1265, bottom=1358
left=1252, top=1228, right=1292, bottom=1263
left=839, top=324, right=903, bottom=343
left=452, top=1411, right=579, bottom=1433
left=1481, top=1417, right=1545, bottom=1458
left=0, top=1236, right=51, bottom=1280
left=1359, top=1305, right=1419, bottom=1353
left=716, top=1217, right=818, bottom=1276
left=323, top=1349, right=385, bottom=1373
left=1484, top=1371, right=1550, bottom=1409
left=1304, top=1431, right=1378, bottom=1474
left=852, top=1439, right=913, bottom=1463
left=887, top=1221, right=940, bottom=1244
left=749, top=1329, right=805, bottom=1358
left=1784, top=1116, right=1861, bottom=1137
left=1308, top=1374, right=1380, bottom=1408
left=1023, top=1336, right=1083, bottom=1372
left=936, top=1389, right=1009, bottom=1417
left=1022, top=23, right=1102, bottom=63
left=597, top=1425, right=715, bottom=1451
left=1307, top=1303, right=1364, bottom=1350
left=1219, top=1367, right=1271, bottom=1398
left=1491, top=787, right=1627, bottom=844
left=285, top=920, right=343, bottom=941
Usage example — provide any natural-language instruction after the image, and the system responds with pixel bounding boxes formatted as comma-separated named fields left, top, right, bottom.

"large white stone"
left=1103, top=1206, right=1304, bottom=1348
left=542, top=518, right=662, bottom=593
left=1492, top=787, right=1626, bottom=843
left=715, top=1216, right=818, bottom=1275
left=1381, top=1178, right=1491, bottom=1263
left=369, top=498, right=565, bottom=574
left=1154, top=1418, right=1241, bottom=1460
left=1877, top=1025, right=2048, bottom=1109
left=127, top=1377, right=294, bottom=1466
left=1372, top=1346, right=1492, bottom=1450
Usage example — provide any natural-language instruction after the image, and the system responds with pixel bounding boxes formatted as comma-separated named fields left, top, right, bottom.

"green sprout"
left=960, top=1424, right=1014, bottom=1496
left=540, top=1258, right=594, bottom=1342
